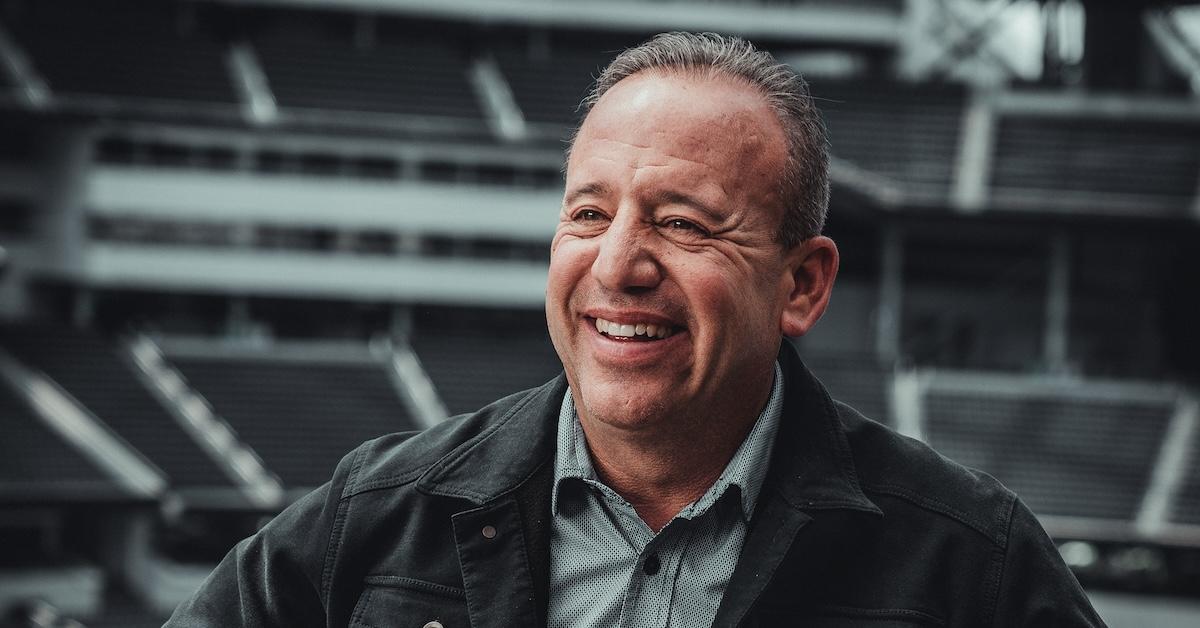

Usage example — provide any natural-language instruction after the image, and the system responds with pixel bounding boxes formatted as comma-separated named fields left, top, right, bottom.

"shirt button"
left=642, top=554, right=661, bottom=576
left=481, top=525, right=497, bottom=539
left=422, top=622, right=444, bottom=628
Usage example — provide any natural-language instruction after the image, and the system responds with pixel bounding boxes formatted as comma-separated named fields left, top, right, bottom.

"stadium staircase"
left=0, top=323, right=236, bottom=494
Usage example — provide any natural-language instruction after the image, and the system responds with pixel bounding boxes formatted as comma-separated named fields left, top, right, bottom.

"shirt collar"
left=551, top=362, right=784, bottom=523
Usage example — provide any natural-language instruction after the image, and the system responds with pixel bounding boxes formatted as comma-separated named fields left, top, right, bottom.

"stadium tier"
left=991, top=117, right=1200, bottom=212
left=5, top=1, right=237, bottom=106
left=411, top=310, right=564, bottom=416
left=165, top=347, right=417, bottom=488
left=494, top=46, right=615, bottom=128
left=253, top=18, right=484, bottom=123
left=815, top=80, right=965, bottom=204
left=0, top=324, right=235, bottom=490
left=924, top=389, right=1173, bottom=521
left=0, top=376, right=131, bottom=501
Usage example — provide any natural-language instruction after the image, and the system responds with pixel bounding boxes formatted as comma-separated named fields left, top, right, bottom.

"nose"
left=591, top=213, right=663, bottom=292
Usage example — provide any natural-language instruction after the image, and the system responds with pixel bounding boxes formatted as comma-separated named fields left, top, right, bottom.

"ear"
left=779, top=236, right=839, bottom=337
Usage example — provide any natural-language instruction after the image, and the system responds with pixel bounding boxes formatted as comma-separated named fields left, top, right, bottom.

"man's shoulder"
left=835, top=400, right=1017, bottom=548
left=334, top=382, right=559, bottom=500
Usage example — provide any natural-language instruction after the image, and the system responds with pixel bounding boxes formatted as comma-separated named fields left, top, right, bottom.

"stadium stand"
left=3, top=0, right=238, bottom=106
left=411, top=308, right=563, bottom=416
left=991, top=116, right=1200, bottom=213
left=165, top=343, right=417, bottom=488
left=494, top=45, right=616, bottom=128
left=0, top=375, right=131, bottom=501
left=924, top=387, right=1174, bottom=521
left=815, top=80, right=965, bottom=205
left=252, top=14, right=485, bottom=124
left=0, top=323, right=235, bottom=491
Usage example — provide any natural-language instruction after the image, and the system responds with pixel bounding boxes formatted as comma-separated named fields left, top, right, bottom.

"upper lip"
left=584, top=309, right=684, bottom=329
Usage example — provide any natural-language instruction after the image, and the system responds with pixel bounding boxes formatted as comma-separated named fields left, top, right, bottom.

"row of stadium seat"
left=4, top=320, right=1197, bottom=526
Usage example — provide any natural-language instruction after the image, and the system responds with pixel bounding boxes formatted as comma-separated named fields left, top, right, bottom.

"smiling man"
left=168, top=33, right=1106, bottom=628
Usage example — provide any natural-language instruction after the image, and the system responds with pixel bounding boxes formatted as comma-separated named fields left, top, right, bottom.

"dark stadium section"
left=2, top=0, right=238, bottom=106
left=251, top=12, right=485, bottom=122
left=815, top=80, right=966, bottom=205
left=411, top=306, right=563, bottom=416
left=925, top=390, right=1173, bottom=521
left=0, top=378, right=132, bottom=501
left=495, top=45, right=616, bottom=127
left=0, top=323, right=234, bottom=490
left=167, top=348, right=416, bottom=488
left=992, top=116, right=1200, bottom=212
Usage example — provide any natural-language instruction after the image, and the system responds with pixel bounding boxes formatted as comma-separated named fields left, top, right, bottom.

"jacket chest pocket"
left=350, top=576, right=470, bottom=628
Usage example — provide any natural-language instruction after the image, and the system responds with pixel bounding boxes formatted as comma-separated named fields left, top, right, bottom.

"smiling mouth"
left=593, top=317, right=680, bottom=341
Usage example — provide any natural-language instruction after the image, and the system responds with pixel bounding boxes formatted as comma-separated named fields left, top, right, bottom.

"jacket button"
left=422, top=622, right=444, bottom=628
left=481, top=525, right=497, bottom=539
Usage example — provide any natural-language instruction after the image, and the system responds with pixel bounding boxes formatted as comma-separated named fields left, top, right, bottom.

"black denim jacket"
left=166, top=344, right=1107, bottom=627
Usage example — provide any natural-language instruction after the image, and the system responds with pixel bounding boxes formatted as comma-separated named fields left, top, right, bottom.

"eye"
left=573, top=208, right=607, bottom=222
left=662, top=218, right=709, bottom=236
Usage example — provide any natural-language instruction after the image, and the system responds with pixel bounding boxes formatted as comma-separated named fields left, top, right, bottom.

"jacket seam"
left=986, top=496, right=1019, bottom=628
left=322, top=443, right=369, bottom=605
left=342, top=467, right=426, bottom=499
left=862, top=482, right=1006, bottom=545
left=362, top=575, right=467, bottom=599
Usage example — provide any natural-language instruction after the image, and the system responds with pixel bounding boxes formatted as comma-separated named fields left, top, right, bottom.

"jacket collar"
left=417, top=374, right=567, bottom=502
left=416, top=341, right=880, bottom=517
left=769, top=341, right=881, bottom=515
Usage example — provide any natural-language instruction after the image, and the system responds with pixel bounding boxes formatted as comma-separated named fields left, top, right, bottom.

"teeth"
left=594, top=317, right=675, bottom=339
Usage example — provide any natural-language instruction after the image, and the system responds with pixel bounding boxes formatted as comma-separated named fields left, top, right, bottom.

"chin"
left=575, top=384, right=672, bottom=432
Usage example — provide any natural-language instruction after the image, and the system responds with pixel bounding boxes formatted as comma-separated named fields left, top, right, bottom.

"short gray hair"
left=573, top=31, right=830, bottom=246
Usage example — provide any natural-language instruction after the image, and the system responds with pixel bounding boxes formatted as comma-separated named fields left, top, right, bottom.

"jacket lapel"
left=713, top=344, right=883, bottom=626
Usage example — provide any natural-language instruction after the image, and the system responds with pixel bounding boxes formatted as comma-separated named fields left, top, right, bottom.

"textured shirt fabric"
left=548, top=362, right=784, bottom=628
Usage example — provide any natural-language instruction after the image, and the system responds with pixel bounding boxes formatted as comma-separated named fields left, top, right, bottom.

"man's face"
left=546, top=69, right=796, bottom=432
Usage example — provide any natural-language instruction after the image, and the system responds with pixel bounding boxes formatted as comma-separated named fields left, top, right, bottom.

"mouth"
left=590, top=316, right=681, bottom=342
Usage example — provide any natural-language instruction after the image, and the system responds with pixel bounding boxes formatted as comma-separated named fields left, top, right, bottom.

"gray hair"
left=572, top=32, right=830, bottom=246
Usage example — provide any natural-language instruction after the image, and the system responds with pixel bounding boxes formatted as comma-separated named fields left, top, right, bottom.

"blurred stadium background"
left=0, top=0, right=1198, bottom=625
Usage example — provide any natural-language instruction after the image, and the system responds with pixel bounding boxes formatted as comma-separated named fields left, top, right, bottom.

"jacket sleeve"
left=991, top=498, right=1108, bottom=628
left=164, top=446, right=364, bottom=628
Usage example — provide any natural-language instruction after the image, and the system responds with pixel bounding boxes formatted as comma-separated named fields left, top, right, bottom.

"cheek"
left=547, top=240, right=595, bottom=304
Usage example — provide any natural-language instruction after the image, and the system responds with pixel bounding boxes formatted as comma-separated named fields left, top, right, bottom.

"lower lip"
left=584, top=318, right=687, bottom=365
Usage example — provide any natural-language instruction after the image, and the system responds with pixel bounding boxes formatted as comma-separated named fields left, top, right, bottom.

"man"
left=167, top=33, right=1106, bottom=627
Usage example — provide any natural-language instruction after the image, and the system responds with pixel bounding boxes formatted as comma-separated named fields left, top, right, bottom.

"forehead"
left=568, top=70, right=788, bottom=198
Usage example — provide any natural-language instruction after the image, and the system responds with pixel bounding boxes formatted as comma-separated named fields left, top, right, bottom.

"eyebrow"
left=563, top=181, right=612, bottom=208
left=650, top=190, right=725, bottom=223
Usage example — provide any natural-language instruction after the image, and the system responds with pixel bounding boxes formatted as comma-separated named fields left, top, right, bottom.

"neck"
left=576, top=373, right=772, bottom=532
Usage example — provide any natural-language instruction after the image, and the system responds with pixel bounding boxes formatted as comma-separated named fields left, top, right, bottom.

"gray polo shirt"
left=548, top=362, right=784, bottom=628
